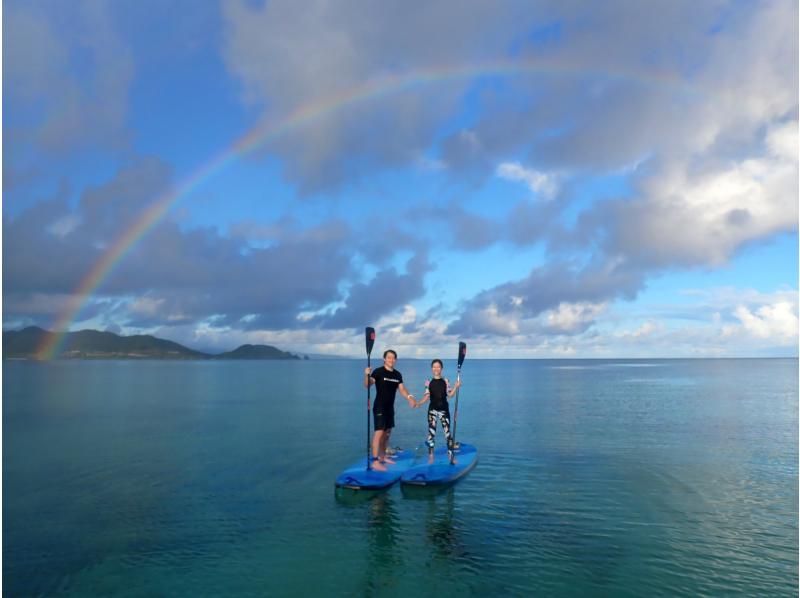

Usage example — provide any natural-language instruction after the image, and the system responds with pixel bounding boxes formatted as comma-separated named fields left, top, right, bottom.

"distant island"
left=2, top=327, right=305, bottom=360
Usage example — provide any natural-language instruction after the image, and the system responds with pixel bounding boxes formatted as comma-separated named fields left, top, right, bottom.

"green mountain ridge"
left=3, top=327, right=302, bottom=360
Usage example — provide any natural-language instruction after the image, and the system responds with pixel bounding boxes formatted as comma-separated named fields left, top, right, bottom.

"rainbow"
left=36, top=59, right=690, bottom=359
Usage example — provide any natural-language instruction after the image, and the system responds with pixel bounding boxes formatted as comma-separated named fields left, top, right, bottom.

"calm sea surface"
left=3, top=358, right=798, bottom=596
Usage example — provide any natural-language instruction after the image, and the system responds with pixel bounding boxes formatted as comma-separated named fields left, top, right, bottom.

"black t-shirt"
left=371, top=366, right=403, bottom=406
left=427, top=377, right=449, bottom=411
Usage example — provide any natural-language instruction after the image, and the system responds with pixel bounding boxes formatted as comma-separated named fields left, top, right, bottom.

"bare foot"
left=372, top=460, right=387, bottom=471
left=428, top=454, right=434, bottom=464
left=449, top=458, right=458, bottom=465
left=382, top=456, right=396, bottom=464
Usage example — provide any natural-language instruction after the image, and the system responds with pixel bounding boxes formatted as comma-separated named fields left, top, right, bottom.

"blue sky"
left=4, top=0, right=798, bottom=358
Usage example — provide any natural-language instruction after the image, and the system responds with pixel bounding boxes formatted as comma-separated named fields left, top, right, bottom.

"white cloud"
left=607, top=289, right=798, bottom=355
left=621, top=120, right=798, bottom=268
left=129, top=297, right=165, bottom=318
left=46, top=215, right=80, bottom=238
left=473, top=303, right=520, bottom=336
left=496, top=161, right=559, bottom=199
left=128, top=297, right=190, bottom=323
left=727, top=301, right=798, bottom=342
left=631, top=321, right=659, bottom=338
left=615, top=320, right=664, bottom=340
left=543, top=301, right=606, bottom=333
left=766, top=120, right=798, bottom=161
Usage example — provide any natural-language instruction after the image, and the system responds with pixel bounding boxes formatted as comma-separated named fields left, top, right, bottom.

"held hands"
left=409, top=395, right=424, bottom=409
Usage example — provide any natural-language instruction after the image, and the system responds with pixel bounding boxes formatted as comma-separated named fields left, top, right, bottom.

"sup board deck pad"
left=400, top=442, right=478, bottom=486
left=335, top=449, right=415, bottom=490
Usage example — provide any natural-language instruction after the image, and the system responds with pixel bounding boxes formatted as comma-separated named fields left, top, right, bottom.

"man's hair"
left=383, top=349, right=398, bottom=359
left=430, top=359, right=443, bottom=368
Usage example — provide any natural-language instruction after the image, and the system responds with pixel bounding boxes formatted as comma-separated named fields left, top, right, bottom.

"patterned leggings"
left=426, top=409, right=454, bottom=461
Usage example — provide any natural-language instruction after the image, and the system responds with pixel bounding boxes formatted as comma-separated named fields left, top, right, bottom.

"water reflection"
left=402, top=485, right=472, bottom=562
left=364, top=493, right=402, bottom=595
left=334, top=488, right=404, bottom=595
left=424, top=488, right=460, bottom=559
left=333, top=486, right=383, bottom=506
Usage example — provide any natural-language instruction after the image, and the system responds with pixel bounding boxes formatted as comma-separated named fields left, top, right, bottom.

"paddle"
left=451, top=341, right=467, bottom=463
left=365, top=327, right=376, bottom=470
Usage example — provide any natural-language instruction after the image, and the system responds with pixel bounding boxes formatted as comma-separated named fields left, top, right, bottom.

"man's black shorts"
left=373, top=400, right=395, bottom=431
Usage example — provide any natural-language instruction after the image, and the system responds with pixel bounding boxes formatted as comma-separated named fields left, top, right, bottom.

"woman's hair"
left=383, top=349, right=398, bottom=359
left=430, top=359, right=443, bottom=368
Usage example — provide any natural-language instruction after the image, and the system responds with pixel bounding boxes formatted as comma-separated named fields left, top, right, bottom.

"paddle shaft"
left=366, top=353, right=371, bottom=470
left=365, top=327, right=375, bottom=471
left=452, top=368, right=461, bottom=445
left=451, top=342, right=467, bottom=462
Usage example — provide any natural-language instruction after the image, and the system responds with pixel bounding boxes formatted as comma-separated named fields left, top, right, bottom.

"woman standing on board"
left=414, top=359, right=461, bottom=464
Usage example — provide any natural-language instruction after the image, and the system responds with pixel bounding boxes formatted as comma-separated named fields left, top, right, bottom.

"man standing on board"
left=363, top=349, right=415, bottom=471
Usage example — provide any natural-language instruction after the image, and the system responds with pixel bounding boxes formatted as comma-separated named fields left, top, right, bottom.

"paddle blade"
left=365, top=327, right=376, bottom=357
left=458, top=342, right=467, bottom=368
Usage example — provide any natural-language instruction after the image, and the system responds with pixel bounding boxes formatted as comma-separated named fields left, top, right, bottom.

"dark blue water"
left=4, top=359, right=797, bottom=596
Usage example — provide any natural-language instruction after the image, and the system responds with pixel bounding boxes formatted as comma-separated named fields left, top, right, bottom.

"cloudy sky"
left=4, top=0, right=798, bottom=358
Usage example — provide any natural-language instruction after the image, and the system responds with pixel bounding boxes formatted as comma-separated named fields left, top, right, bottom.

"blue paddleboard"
left=335, top=449, right=415, bottom=490
left=400, top=443, right=478, bottom=486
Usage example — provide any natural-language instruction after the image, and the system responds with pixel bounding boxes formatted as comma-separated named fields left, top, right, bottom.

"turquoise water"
left=4, top=359, right=798, bottom=596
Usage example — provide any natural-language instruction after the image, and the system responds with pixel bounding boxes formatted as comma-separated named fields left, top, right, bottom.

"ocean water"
left=3, top=358, right=797, bottom=596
